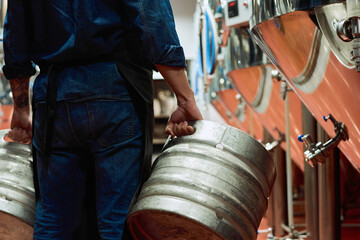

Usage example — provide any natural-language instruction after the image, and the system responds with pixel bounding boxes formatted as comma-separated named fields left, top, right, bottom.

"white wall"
left=170, top=0, right=198, bottom=60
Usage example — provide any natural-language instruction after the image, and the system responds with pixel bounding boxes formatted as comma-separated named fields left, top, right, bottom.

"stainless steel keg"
left=127, top=120, right=276, bottom=240
left=0, top=129, right=35, bottom=239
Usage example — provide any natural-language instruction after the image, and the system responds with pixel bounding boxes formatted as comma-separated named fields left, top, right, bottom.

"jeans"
left=32, top=96, right=145, bottom=239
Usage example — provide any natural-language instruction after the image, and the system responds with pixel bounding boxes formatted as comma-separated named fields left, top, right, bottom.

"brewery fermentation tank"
left=225, top=27, right=305, bottom=171
left=216, top=88, right=265, bottom=141
left=127, top=120, right=276, bottom=240
left=209, top=63, right=265, bottom=140
left=250, top=0, right=360, bottom=171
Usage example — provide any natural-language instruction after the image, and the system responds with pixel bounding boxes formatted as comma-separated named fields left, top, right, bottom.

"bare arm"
left=7, top=77, right=32, bottom=144
left=155, top=64, right=203, bottom=138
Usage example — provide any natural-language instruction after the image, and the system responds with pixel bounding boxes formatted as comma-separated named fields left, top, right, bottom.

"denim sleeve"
left=2, top=0, right=36, bottom=80
left=122, top=0, right=186, bottom=68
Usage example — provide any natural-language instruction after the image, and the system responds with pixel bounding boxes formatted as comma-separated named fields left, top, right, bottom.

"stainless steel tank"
left=225, top=26, right=305, bottom=171
left=250, top=0, right=360, bottom=171
left=127, top=120, right=276, bottom=240
left=0, top=129, right=35, bottom=239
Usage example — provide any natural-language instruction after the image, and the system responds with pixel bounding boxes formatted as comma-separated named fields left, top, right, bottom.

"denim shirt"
left=3, top=0, right=186, bottom=103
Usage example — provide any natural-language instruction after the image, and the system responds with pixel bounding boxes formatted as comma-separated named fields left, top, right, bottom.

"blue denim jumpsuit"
left=3, top=1, right=186, bottom=239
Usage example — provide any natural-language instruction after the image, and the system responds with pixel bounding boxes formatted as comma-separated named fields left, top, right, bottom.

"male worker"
left=4, top=0, right=203, bottom=239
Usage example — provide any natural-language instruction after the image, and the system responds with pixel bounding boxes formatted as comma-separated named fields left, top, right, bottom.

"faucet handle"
left=323, top=114, right=349, bottom=141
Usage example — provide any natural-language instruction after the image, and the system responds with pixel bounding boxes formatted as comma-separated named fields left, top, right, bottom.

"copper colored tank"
left=216, top=88, right=264, bottom=141
left=225, top=28, right=305, bottom=171
left=250, top=1, right=360, bottom=171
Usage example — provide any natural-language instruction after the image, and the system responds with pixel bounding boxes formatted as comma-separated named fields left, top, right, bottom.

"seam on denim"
left=86, top=102, right=98, bottom=140
left=87, top=101, right=116, bottom=147
left=138, top=0, right=156, bottom=61
left=128, top=102, right=135, bottom=139
left=66, top=103, right=83, bottom=146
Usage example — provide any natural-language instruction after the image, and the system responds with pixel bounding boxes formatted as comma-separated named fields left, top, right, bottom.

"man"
left=4, top=0, right=203, bottom=239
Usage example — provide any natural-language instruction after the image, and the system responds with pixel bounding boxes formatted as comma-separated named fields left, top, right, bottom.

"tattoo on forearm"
left=10, top=78, right=30, bottom=109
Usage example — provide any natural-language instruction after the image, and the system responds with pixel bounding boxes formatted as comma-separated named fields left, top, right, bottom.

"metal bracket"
left=298, top=114, right=349, bottom=167
left=265, top=127, right=285, bottom=152
left=280, top=79, right=293, bottom=101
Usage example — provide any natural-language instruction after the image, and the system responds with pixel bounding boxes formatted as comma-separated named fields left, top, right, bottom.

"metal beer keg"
left=0, top=129, right=35, bottom=239
left=127, top=120, right=276, bottom=240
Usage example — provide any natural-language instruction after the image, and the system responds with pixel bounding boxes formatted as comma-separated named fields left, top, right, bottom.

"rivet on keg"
left=215, top=143, right=224, bottom=150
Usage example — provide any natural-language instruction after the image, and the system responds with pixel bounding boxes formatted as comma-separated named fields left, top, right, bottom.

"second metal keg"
left=0, top=129, right=35, bottom=239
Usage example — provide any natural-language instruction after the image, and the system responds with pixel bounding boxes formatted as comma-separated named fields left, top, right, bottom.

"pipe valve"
left=298, top=114, right=349, bottom=167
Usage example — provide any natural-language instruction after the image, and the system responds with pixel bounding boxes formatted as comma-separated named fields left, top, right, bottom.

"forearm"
left=9, top=77, right=31, bottom=112
left=154, top=64, right=195, bottom=105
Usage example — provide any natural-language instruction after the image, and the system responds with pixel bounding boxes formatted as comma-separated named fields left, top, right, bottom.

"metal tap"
left=298, top=114, right=349, bottom=167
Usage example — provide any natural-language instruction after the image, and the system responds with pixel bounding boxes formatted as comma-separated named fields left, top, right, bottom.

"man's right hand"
left=165, top=98, right=203, bottom=138
left=8, top=108, right=32, bottom=144
left=154, top=64, right=203, bottom=138
left=8, top=77, right=32, bottom=144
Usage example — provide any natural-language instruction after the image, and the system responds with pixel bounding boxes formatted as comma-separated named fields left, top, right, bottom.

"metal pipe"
left=200, top=0, right=208, bottom=95
left=1, top=0, right=6, bottom=28
left=272, top=146, right=287, bottom=237
left=317, top=126, right=341, bottom=240
left=302, top=104, right=319, bottom=240
left=285, top=90, right=294, bottom=232
left=263, top=128, right=287, bottom=237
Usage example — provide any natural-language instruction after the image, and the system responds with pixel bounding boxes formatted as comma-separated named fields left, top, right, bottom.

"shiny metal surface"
left=216, top=88, right=265, bottom=141
left=0, top=0, right=6, bottom=28
left=302, top=105, right=320, bottom=240
left=249, top=0, right=344, bottom=29
left=228, top=65, right=305, bottom=171
left=127, top=120, right=276, bottom=240
left=208, top=65, right=244, bottom=129
left=265, top=133, right=287, bottom=237
left=0, top=130, right=35, bottom=238
left=317, top=128, right=341, bottom=240
left=227, top=27, right=269, bottom=72
left=315, top=2, right=356, bottom=69
left=209, top=65, right=265, bottom=140
left=224, top=23, right=305, bottom=170
left=250, top=2, right=360, bottom=171
left=224, top=25, right=304, bottom=170
left=300, top=114, right=349, bottom=167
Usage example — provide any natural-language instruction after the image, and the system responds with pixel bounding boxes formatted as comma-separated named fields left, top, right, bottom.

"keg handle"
left=4, top=133, right=13, bottom=142
left=298, top=114, right=349, bottom=167
left=0, top=129, right=12, bottom=143
left=0, top=129, right=31, bottom=145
